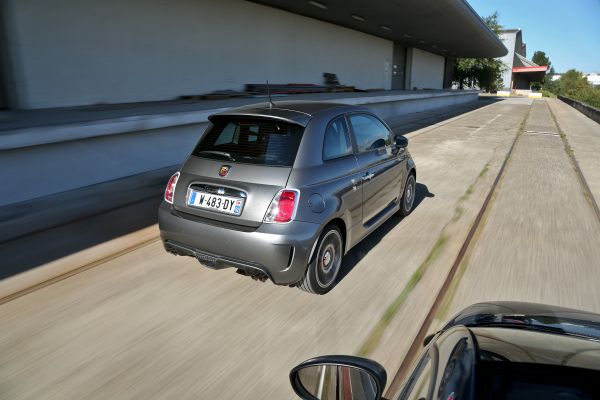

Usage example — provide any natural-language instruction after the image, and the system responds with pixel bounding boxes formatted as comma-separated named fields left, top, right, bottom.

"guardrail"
left=558, top=95, right=600, bottom=125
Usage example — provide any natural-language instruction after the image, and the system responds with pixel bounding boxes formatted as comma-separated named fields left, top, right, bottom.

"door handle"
left=362, top=172, right=375, bottom=181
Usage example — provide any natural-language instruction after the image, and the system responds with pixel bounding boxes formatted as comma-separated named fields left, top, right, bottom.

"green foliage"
left=452, top=12, right=506, bottom=92
left=531, top=50, right=554, bottom=87
left=559, top=69, right=590, bottom=97
left=543, top=75, right=558, bottom=92
left=541, top=89, right=556, bottom=98
left=532, top=51, right=551, bottom=69
left=530, top=82, right=542, bottom=91
left=483, top=12, right=503, bottom=35
left=550, top=69, right=600, bottom=108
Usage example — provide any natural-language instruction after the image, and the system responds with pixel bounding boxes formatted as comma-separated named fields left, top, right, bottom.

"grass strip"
left=357, top=234, right=448, bottom=357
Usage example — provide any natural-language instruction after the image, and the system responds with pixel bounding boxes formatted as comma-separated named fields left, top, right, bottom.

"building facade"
left=0, top=0, right=507, bottom=110
left=498, top=29, right=547, bottom=91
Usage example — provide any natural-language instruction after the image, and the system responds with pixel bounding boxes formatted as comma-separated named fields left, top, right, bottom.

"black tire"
left=297, top=225, right=344, bottom=295
left=399, top=173, right=416, bottom=217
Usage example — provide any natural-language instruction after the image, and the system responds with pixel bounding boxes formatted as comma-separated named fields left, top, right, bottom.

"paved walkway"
left=0, top=97, right=527, bottom=399
left=548, top=99, right=600, bottom=209
left=4, top=98, right=599, bottom=400
left=0, top=99, right=491, bottom=278
left=436, top=99, right=600, bottom=328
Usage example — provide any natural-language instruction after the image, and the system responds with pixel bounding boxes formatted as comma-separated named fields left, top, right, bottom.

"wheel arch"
left=308, top=217, right=348, bottom=263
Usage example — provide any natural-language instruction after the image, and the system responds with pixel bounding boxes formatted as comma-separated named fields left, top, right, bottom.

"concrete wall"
left=0, top=91, right=477, bottom=206
left=5, top=0, right=393, bottom=109
left=0, top=123, right=203, bottom=206
left=498, top=32, right=516, bottom=89
left=408, top=48, right=445, bottom=90
left=559, top=95, right=600, bottom=125
left=498, top=30, right=528, bottom=90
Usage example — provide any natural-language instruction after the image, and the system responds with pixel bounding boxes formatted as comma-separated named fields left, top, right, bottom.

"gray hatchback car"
left=159, top=101, right=416, bottom=294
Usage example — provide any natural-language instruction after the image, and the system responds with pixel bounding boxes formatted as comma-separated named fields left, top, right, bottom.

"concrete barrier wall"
left=362, top=91, right=476, bottom=119
left=558, top=96, right=600, bottom=125
left=0, top=124, right=205, bottom=206
left=0, top=91, right=478, bottom=207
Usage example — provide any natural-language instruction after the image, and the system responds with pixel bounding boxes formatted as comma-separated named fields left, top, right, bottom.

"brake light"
left=264, top=189, right=299, bottom=223
left=164, top=172, right=180, bottom=204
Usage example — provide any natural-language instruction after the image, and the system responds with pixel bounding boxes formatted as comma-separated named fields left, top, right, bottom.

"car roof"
left=443, top=301, right=600, bottom=341
left=208, top=101, right=370, bottom=127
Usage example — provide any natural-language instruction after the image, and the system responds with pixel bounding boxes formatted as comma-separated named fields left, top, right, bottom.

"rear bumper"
left=158, top=202, right=321, bottom=285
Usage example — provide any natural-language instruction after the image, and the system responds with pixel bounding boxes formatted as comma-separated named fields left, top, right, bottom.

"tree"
left=558, top=69, right=590, bottom=97
left=482, top=11, right=502, bottom=35
left=532, top=51, right=551, bottom=69
left=551, top=69, right=600, bottom=108
left=531, top=50, right=554, bottom=89
left=453, top=12, right=506, bottom=92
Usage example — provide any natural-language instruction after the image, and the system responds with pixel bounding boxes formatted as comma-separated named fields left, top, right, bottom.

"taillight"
left=264, top=189, right=299, bottom=223
left=164, top=172, right=180, bottom=204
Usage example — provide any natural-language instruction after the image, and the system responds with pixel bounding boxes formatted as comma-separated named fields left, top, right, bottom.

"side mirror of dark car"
left=290, top=355, right=387, bottom=400
left=423, top=332, right=437, bottom=347
left=394, top=135, right=409, bottom=149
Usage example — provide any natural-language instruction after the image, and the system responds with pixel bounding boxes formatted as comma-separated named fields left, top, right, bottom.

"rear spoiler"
left=208, top=110, right=310, bottom=127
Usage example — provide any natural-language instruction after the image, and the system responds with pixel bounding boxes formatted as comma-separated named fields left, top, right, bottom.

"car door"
left=347, top=113, right=403, bottom=225
left=395, top=347, right=438, bottom=400
left=320, top=115, right=363, bottom=228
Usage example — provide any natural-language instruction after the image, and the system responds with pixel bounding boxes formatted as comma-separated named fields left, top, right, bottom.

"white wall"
left=409, top=48, right=444, bottom=90
left=6, top=0, right=393, bottom=109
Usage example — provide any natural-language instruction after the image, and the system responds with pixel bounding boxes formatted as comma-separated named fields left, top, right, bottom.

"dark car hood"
left=443, top=302, right=600, bottom=341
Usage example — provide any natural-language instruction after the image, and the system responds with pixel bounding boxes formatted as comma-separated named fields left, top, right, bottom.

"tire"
left=297, top=225, right=344, bottom=295
left=399, top=173, right=416, bottom=217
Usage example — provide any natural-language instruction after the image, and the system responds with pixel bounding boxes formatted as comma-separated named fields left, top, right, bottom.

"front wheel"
left=399, top=173, right=416, bottom=217
left=297, top=225, right=343, bottom=295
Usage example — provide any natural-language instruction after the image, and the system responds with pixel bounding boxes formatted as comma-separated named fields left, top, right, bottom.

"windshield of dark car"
left=192, top=118, right=304, bottom=167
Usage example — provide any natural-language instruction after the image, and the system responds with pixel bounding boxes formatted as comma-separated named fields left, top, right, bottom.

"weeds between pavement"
left=357, top=103, right=532, bottom=358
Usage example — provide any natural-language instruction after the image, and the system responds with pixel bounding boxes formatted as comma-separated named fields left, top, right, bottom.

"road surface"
left=435, top=98, right=600, bottom=326
left=2, top=98, right=600, bottom=399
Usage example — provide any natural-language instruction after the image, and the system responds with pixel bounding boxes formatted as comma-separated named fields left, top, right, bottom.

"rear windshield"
left=192, top=118, right=304, bottom=166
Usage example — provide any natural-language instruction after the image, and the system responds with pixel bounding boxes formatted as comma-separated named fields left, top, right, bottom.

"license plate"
left=186, top=189, right=245, bottom=215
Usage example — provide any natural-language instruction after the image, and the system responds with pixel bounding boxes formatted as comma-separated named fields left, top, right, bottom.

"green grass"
left=357, top=235, right=448, bottom=357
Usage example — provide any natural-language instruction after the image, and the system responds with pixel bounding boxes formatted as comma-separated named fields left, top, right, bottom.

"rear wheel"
left=297, top=225, right=343, bottom=295
left=400, top=173, right=416, bottom=217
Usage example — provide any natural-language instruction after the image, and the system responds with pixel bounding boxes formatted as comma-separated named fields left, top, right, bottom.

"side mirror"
left=394, top=135, right=409, bottom=148
left=290, top=355, right=387, bottom=400
left=423, top=332, right=436, bottom=347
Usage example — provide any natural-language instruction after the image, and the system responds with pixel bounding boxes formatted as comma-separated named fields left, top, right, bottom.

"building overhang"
left=247, top=0, right=508, bottom=58
left=513, top=66, right=548, bottom=73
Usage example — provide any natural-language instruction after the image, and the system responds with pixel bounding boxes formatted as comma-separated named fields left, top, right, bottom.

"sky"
left=467, top=0, right=600, bottom=73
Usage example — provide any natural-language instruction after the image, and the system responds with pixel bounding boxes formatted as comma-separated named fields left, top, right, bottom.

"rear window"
left=192, top=118, right=304, bottom=166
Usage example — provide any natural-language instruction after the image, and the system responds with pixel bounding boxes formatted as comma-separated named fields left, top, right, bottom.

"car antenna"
left=267, top=80, right=275, bottom=109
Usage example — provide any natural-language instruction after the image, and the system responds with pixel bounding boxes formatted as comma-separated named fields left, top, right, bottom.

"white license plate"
left=187, top=189, right=245, bottom=215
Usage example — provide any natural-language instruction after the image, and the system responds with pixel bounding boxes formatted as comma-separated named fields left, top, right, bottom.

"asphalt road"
left=2, top=98, right=599, bottom=399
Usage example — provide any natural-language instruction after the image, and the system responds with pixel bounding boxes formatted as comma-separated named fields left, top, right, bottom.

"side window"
left=348, top=114, right=392, bottom=152
left=396, top=353, right=434, bottom=400
left=323, top=116, right=353, bottom=160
